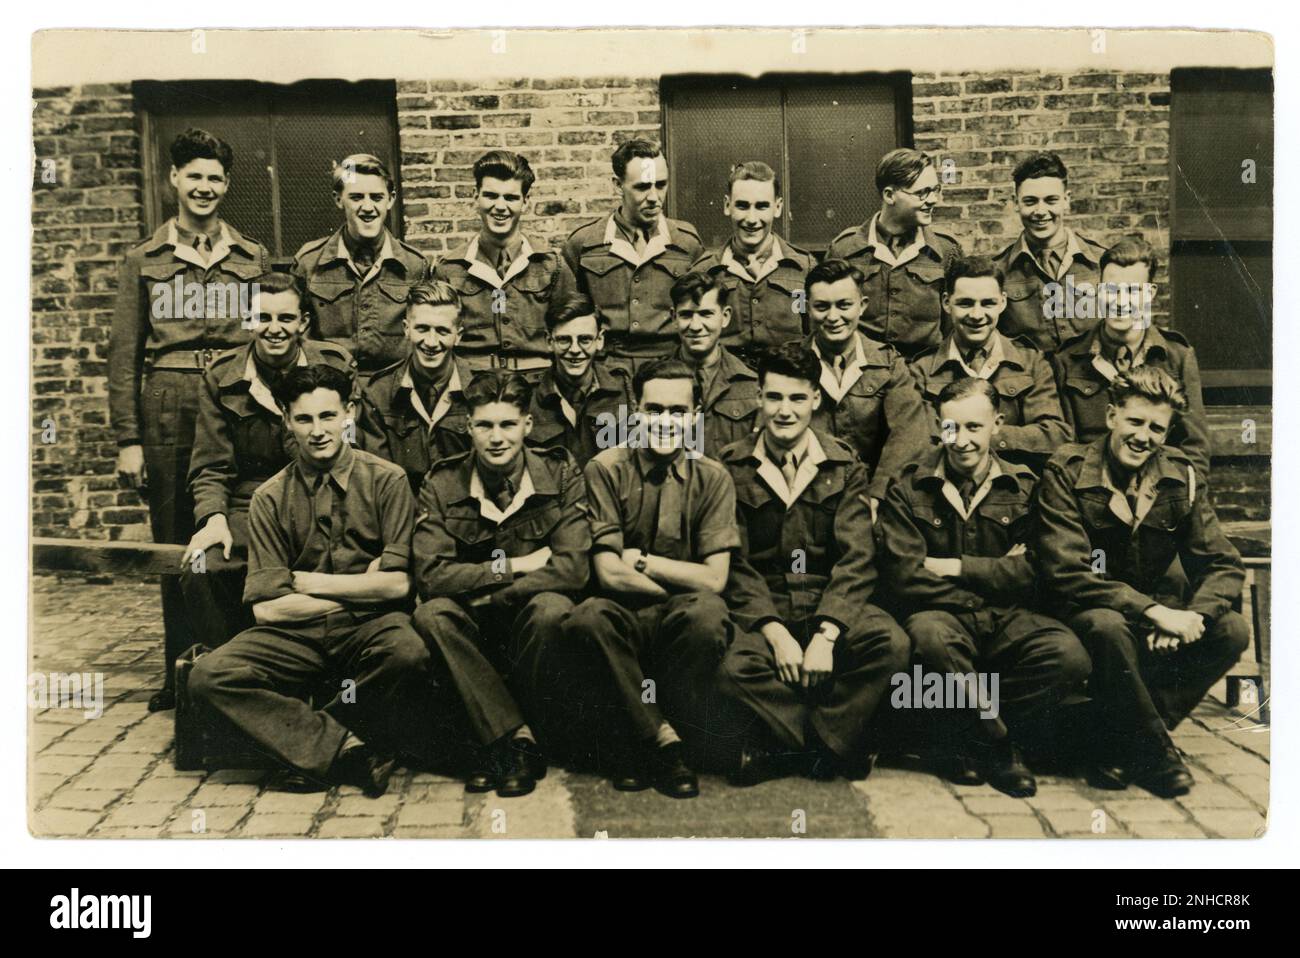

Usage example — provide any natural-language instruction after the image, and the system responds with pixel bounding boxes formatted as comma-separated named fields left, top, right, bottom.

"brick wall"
left=32, top=84, right=147, bottom=541
left=29, top=70, right=1267, bottom=542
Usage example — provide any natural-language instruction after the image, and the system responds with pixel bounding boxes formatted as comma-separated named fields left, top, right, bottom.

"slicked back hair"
left=1108, top=365, right=1188, bottom=412
left=473, top=149, right=537, bottom=196
left=728, top=160, right=781, bottom=196
left=274, top=363, right=354, bottom=412
left=463, top=369, right=534, bottom=416
left=545, top=297, right=605, bottom=332
left=937, top=376, right=1001, bottom=414
left=670, top=270, right=724, bottom=309
left=756, top=342, right=822, bottom=390
left=170, top=128, right=234, bottom=175
left=876, top=148, right=934, bottom=193
left=612, top=138, right=663, bottom=181
left=805, top=257, right=866, bottom=300
left=1101, top=236, right=1159, bottom=283
left=944, top=255, right=1006, bottom=295
left=332, top=153, right=396, bottom=194
left=1012, top=152, right=1069, bottom=189
left=633, top=357, right=703, bottom=407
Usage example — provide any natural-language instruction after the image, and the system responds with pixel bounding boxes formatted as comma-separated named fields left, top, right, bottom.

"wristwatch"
left=634, top=554, right=649, bottom=573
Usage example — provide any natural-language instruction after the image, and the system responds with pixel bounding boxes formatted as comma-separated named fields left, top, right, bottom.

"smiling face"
left=285, top=387, right=353, bottom=468
left=334, top=172, right=393, bottom=243
left=724, top=177, right=783, bottom=254
left=1015, top=175, right=1071, bottom=246
left=760, top=371, right=820, bottom=451
left=476, top=175, right=527, bottom=242
left=883, top=164, right=940, bottom=230
left=468, top=401, right=532, bottom=474
left=405, top=303, right=462, bottom=373
left=674, top=287, right=729, bottom=361
left=938, top=391, right=1002, bottom=479
left=1100, top=261, right=1154, bottom=341
left=615, top=154, right=669, bottom=231
left=944, top=275, right=1006, bottom=353
left=250, top=289, right=308, bottom=364
left=169, top=158, right=228, bottom=222
left=1106, top=395, right=1173, bottom=472
left=637, top=376, right=698, bottom=459
left=808, top=277, right=864, bottom=351
left=547, top=312, right=603, bottom=384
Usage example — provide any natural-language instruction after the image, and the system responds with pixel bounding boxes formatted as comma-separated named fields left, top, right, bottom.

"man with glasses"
left=827, top=148, right=963, bottom=361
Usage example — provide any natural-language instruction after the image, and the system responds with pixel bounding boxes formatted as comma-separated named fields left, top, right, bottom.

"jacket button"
left=998, top=440, right=1007, bottom=448
left=1000, top=515, right=1010, bottom=524
left=933, top=517, right=942, bottom=526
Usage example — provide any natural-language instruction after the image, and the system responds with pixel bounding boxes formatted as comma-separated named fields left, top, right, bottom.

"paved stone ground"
left=28, top=574, right=1270, bottom=839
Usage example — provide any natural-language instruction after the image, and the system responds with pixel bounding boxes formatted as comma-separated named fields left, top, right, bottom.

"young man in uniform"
left=690, top=161, right=814, bottom=365
left=109, top=127, right=271, bottom=711
left=718, top=343, right=911, bottom=785
left=187, top=364, right=431, bottom=797
left=181, top=270, right=356, bottom=652
left=802, top=258, right=933, bottom=521
left=357, top=281, right=475, bottom=493
left=910, top=255, right=1071, bottom=472
left=562, top=139, right=703, bottom=365
left=1036, top=367, right=1249, bottom=797
left=410, top=371, right=590, bottom=798
left=293, top=153, right=430, bottom=376
left=432, top=150, right=580, bottom=375
left=1051, top=237, right=1210, bottom=479
left=826, top=148, right=963, bottom=360
left=561, top=359, right=741, bottom=798
left=878, top=377, right=1091, bottom=796
left=525, top=299, right=633, bottom=466
left=670, top=271, right=761, bottom=459
left=993, top=152, right=1109, bottom=353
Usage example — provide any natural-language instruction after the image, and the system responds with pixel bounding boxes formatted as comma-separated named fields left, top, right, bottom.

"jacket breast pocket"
left=578, top=253, right=628, bottom=308
left=510, top=502, right=564, bottom=549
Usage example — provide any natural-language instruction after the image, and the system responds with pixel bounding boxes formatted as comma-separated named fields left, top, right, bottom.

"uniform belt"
left=464, top=353, right=551, bottom=371
left=148, top=349, right=221, bottom=370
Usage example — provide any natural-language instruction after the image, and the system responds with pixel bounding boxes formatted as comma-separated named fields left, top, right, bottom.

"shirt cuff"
left=378, top=545, right=410, bottom=573
left=243, top=567, right=293, bottom=605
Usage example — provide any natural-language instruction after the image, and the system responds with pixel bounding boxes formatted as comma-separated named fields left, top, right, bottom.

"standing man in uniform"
left=357, top=281, right=475, bottom=493
left=993, top=152, right=1109, bottom=352
left=827, top=148, right=963, bottom=360
left=1051, top=237, right=1210, bottom=479
left=691, top=161, right=814, bottom=365
left=526, top=299, right=633, bottom=466
left=1036, top=367, right=1248, bottom=797
left=802, top=259, right=933, bottom=520
left=410, top=371, right=590, bottom=798
left=181, top=270, right=356, bottom=651
left=562, top=139, right=703, bottom=365
left=878, top=377, right=1091, bottom=796
left=110, top=127, right=271, bottom=711
left=910, top=255, right=1071, bottom=472
left=718, top=343, right=911, bottom=785
left=293, top=153, right=430, bottom=376
left=433, top=150, right=580, bottom=375
left=669, top=271, right=761, bottom=459
left=187, top=364, right=432, bottom=797
left=561, top=359, right=741, bottom=798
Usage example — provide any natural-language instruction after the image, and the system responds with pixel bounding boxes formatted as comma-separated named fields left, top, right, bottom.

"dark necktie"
left=492, top=478, right=516, bottom=513
left=1114, top=345, right=1134, bottom=375
left=959, top=477, right=977, bottom=510
left=832, top=353, right=848, bottom=383
left=964, top=345, right=989, bottom=374
left=497, top=247, right=512, bottom=279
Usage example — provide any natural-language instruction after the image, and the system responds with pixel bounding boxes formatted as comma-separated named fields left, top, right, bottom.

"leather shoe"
left=940, top=752, right=985, bottom=786
left=269, top=767, right=329, bottom=793
left=333, top=745, right=397, bottom=798
left=510, top=737, right=547, bottom=782
left=611, top=768, right=649, bottom=792
left=1133, top=746, right=1194, bottom=798
left=652, top=742, right=699, bottom=799
left=835, top=751, right=878, bottom=782
left=148, top=689, right=175, bottom=712
left=465, top=748, right=496, bottom=793
left=733, top=740, right=800, bottom=787
left=1087, top=763, right=1131, bottom=791
left=981, top=740, right=1037, bottom=798
left=496, top=739, right=537, bottom=798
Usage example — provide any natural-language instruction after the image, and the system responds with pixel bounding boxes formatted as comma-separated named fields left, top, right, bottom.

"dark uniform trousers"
left=188, top=609, right=433, bottom=778
left=178, top=509, right=253, bottom=651
left=559, top=592, right=733, bottom=759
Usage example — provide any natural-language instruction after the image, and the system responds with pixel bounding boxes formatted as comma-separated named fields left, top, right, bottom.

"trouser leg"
left=1144, top=610, right=1251, bottom=729
left=411, top=598, right=524, bottom=746
left=564, top=597, right=659, bottom=743
left=904, top=610, right=984, bottom=749
left=719, top=627, right=806, bottom=751
left=645, top=592, right=732, bottom=744
left=188, top=625, right=346, bottom=778
left=502, top=592, right=575, bottom=749
left=1069, top=608, right=1169, bottom=758
left=178, top=510, right=252, bottom=651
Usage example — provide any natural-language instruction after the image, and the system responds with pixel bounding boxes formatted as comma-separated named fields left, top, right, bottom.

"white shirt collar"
left=470, top=465, right=536, bottom=524
left=464, top=233, right=535, bottom=289
left=336, top=231, right=395, bottom=283
left=866, top=213, right=926, bottom=268
left=754, top=429, right=825, bottom=508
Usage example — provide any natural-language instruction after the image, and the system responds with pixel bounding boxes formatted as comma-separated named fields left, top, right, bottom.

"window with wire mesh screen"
left=660, top=73, right=912, bottom=253
left=134, top=79, right=402, bottom=257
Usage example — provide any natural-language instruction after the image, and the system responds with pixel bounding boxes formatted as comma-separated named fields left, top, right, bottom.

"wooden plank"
left=1206, top=405, right=1271, bottom=456
left=33, top=538, right=245, bottom=575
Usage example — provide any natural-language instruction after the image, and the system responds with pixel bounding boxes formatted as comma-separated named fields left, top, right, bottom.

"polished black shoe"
left=981, top=740, right=1037, bottom=798
left=1133, top=747, right=1194, bottom=798
left=333, top=746, right=397, bottom=798
left=939, top=752, right=985, bottom=787
left=496, top=740, right=538, bottom=798
left=611, top=767, right=650, bottom=792
left=465, top=748, right=497, bottom=793
left=148, top=689, right=176, bottom=712
left=1087, top=763, right=1131, bottom=791
left=269, top=767, right=329, bottom=793
left=733, top=741, right=800, bottom=787
left=652, top=743, right=699, bottom=799
left=510, top=737, right=547, bottom=782
left=835, top=751, right=878, bottom=782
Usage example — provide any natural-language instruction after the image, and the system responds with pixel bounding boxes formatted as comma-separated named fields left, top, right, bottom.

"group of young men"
left=106, top=127, right=1250, bottom=803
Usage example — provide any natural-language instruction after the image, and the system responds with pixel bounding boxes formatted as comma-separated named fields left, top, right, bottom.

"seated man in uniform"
left=669, top=271, right=761, bottom=459
left=718, top=342, right=910, bottom=785
left=910, top=255, right=1071, bottom=472
left=803, top=258, right=933, bottom=521
left=1036, top=366, right=1249, bottom=797
left=358, top=281, right=474, bottom=492
left=560, top=358, right=741, bottom=798
left=410, top=371, right=590, bottom=798
left=878, top=377, right=1091, bottom=796
left=188, top=364, right=430, bottom=797
left=181, top=270, right=356, bottom=651
left=525, top=298, right=632, bottom=467
left=1051, top=237, right=1210, bottom=480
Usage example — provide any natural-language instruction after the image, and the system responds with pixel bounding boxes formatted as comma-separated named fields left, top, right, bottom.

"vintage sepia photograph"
left=27, top=26, right=1272, bottom=841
